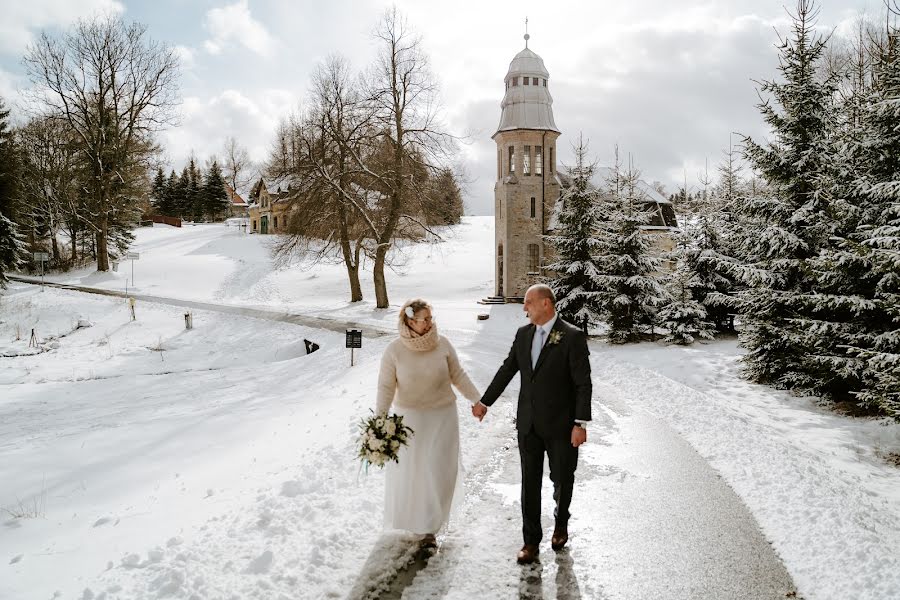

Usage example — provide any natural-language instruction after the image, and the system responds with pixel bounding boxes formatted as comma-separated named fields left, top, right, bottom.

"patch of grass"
left=2, top=483, right=47, bottom=520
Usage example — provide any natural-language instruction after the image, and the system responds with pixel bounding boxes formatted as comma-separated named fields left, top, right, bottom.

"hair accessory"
left=404, top=306, right=415, bottom=318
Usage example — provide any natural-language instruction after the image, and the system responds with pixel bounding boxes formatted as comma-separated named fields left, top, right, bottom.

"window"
left=274, top=216, right=278, bottom=228
left=524, top=77, right=530, bottom=85
left=497, top=149, right=501, bottom=179
left=527, top=244, right=540, bottom=273
left=512, top=77, right=518, bottom=86
left=549, top=147, right=554, bottom=174
left=252, top=220, right=257, bottom=230
left=532, top=77, right=538, bottom=86
left=530, top=197, right=536, bottom=218
left=543, top=79, right=547, bottom=87
left=508, top=146, right=515, bottom=175
left=498, top=199, right=502, bottom=219
left=523, top=145, right=531, bottom=175
left=535, top=146, right=542, bottom=176
left=505, top=80, right=509, bottom=90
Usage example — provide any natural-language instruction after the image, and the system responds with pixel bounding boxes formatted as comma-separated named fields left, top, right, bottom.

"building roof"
left=495, top=37, right=559, bottom=135
left=225, top=184, right=248, bottom=207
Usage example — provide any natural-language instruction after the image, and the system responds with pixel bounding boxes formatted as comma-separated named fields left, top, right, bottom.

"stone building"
left=493, top=34, right=561, bottom=299
left=247, top=178, right=291, bottom=234
left=492, top=35, right=679, bottom=301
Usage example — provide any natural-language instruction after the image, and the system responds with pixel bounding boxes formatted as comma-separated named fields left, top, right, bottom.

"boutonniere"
left=547, top=330, right=564, bottom=346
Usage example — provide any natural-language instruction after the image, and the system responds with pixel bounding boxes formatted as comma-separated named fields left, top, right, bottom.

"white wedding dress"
left=383, top=402, right=465, bottom=534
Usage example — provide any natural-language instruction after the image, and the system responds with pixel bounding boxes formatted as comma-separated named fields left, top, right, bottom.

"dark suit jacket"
left=481, top=316, right=592, bottom=440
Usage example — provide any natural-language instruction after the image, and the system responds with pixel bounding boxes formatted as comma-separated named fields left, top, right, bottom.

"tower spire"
left=524, top=17, right=530, bottom=48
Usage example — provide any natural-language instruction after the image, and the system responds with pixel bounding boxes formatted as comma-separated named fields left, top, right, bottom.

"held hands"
left=472, top=402, right=488, bottom=422
left=571, top=425, right=587, bottom=448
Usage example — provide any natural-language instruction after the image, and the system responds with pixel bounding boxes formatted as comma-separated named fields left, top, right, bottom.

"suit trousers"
left=517, top=426, right=579, bottom=545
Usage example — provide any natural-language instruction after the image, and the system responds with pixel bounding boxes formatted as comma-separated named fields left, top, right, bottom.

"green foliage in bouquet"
left=358, top=411, right=414, bottom=469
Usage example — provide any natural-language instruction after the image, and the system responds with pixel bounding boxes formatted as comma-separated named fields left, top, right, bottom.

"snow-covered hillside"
left=2, top=218, right=898, bottom=600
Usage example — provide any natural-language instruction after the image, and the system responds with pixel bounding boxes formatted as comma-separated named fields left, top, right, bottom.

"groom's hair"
left=528, top=284, right=556, bottom=306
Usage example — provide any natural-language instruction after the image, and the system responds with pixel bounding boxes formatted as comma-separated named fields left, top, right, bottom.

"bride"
left=375, top=298, right=481, bottom=548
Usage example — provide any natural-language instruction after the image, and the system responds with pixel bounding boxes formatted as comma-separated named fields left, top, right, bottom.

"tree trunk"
left=96, top=214, right=109, bottom=271
left=373, top=245, right=389, bottom=308
left=70, top=226, right=77, bottom=264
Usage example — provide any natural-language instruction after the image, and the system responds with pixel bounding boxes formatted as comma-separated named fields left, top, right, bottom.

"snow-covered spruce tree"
left=594, top=150, right=667, bottom=344
left=203, top=160, right=229, bottom=221
left=681, top=147, right=745, bottom=333
left=0, top=97, right=24, bottom=288
left=544, top=136, right=606, bottom=334
left=738, top=0, right=838, bottom=387
left=829, top=22, right=900, bottom=419
left=659, top=227, right=715, bottom=344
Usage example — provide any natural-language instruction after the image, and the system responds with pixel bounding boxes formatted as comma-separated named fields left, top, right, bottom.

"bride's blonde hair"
left=399, top=298, right=432, bottom=329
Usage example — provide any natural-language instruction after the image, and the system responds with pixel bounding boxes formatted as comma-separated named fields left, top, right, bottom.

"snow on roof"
left=593, top=166, right=671, bottom=204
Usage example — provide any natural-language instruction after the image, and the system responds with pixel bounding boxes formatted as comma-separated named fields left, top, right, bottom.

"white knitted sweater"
left=376, top=323, right=480, bottom=414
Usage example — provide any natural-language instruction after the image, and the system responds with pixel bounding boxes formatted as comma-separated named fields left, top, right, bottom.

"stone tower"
left=493, top=34, right=560, bottom=299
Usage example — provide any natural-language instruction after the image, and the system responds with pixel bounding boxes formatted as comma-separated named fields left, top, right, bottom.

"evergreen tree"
left=688, top=147, right=744, bottom=332
left=175, top=167, right=190, bottom=218
left=0, top=97, right=24, bottom=287
left=187, top=158, right=202, bottom=221
left=150, top=167, right=166, bottom=213
left=203, top=160, right=228, bottom=221
left=164, top=170, right=179, bottom=217
left=659, top=228, right=715, bottom=345
left=738, top=0, right=838, bottom=386
left=544, top=136, right=606, bottom=333
left=595, top=150, right=667, bottom=343
left=805, top=22, right=900, bottom=418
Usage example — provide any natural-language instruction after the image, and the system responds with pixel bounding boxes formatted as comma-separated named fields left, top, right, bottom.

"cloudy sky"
left=0, top=0, right=886, bottom=214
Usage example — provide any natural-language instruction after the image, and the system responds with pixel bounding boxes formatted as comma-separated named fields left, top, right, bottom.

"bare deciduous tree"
left=222, top=135, right=253, bottom=197
left=23, top=14, right=179, bottom=271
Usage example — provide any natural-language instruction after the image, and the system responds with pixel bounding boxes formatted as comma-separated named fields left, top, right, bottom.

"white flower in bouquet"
left=357, top=411, right=414, bottom=471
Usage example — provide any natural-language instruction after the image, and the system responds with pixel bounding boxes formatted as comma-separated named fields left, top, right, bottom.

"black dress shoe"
left=551, top=528, right=568, bottom=551
left=516, top=544, right=540, bottom=564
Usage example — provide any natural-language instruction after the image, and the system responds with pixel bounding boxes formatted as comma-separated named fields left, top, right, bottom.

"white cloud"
left=161, top=88, right=294, bottom=171
left=0, top=0, right=123, bottom=56
left=203, top=0, right=277, bottom=58
left=173, top=45, right=196, bottom=70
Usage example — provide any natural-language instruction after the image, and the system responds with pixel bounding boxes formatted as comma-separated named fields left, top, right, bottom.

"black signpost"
left=346, top=329, right=362, bottom=366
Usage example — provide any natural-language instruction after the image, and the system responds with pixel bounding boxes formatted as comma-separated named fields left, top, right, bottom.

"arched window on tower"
left=530, top=197, right=536, bottom=218
left=508, top=146, right=515, bottom=175
left=523, top=145, right=531, bottom=175
left=497, top=149, right=501, bottom=179
left=535, top=146, right=542, bottom=176
left=549, top=147, right=554, bottom=174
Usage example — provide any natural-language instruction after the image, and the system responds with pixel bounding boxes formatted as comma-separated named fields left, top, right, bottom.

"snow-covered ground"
left=2, top=217, right=898, bottom=600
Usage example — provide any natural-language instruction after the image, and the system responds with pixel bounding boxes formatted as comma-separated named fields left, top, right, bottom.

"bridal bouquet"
left=358, top=412, right=414, bottom=469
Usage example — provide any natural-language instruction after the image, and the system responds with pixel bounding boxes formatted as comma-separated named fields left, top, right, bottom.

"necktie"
left=532, top=327, right=545, bottom=369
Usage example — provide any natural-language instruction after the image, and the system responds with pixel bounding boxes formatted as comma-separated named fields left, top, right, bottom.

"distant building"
left=247, top=178, right=291, bottom=234
left=225, top=184, right=249, bottom=219
left=492, top=34, right=678, bottom=300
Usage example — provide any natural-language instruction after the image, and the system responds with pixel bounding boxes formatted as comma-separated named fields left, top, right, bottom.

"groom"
left=473, top=284, right=592, bottom=564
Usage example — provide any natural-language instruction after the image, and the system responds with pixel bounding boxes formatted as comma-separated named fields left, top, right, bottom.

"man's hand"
left=472, top=402, right=488, bottom=422
left=571, top=425, right=587, bottom=448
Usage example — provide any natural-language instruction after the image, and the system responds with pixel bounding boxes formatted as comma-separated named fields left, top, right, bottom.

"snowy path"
left=7, top=275, right=392, bottom=337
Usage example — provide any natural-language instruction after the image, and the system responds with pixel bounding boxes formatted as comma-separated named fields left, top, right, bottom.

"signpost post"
left=32, top=252, right=49, bottom=291
left=125, top=252, right=140, bottom=286
left=345, top=329, right=362, bottom=366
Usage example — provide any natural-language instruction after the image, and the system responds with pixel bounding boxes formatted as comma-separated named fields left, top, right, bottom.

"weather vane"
left=524, top=16, right=530, bottom=48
